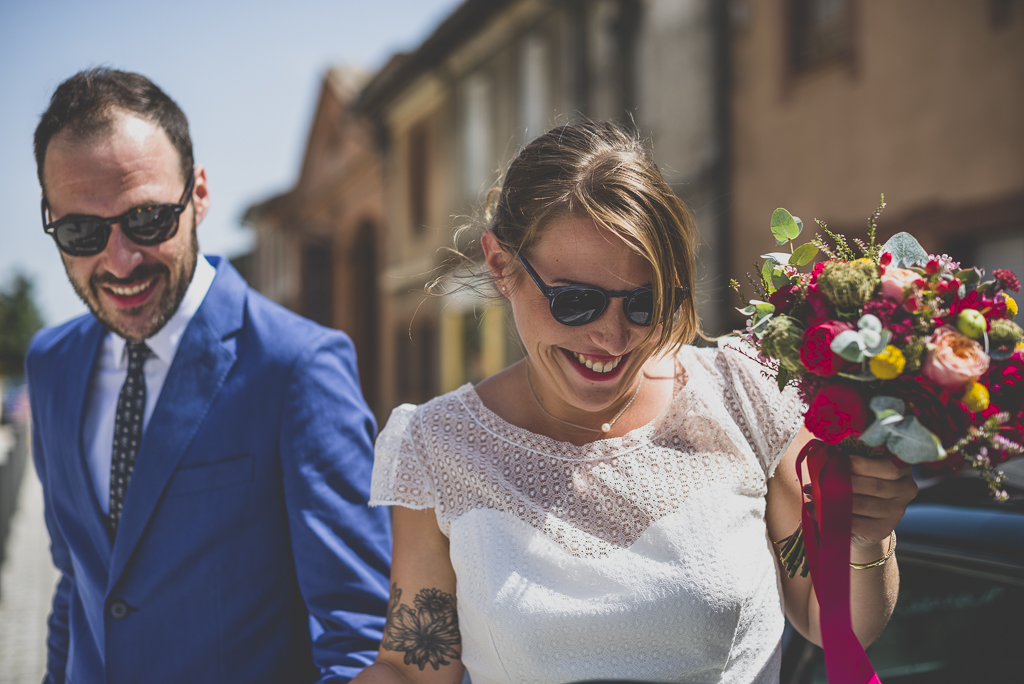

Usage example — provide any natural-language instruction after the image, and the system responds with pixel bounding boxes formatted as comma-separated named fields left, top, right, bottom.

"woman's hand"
left=847, top=454, right=917, bottom=548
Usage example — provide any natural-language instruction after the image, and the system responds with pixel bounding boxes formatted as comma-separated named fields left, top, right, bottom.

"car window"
left=795, top=557, right=1024, bottom=683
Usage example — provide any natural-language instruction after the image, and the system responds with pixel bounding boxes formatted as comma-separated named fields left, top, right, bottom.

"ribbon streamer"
left=796, top=439, right=882, bottom=684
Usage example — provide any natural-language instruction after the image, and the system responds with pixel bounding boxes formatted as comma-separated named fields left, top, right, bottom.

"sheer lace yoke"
left=372, top=345, right=803, bottom=558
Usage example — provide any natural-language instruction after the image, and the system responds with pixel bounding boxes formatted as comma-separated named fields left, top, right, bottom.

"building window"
left=302, top=239, right=333, bottom=327
left=519, top=32, right=550, bottom=144
left=461, top=71, right=493, bottom=199
left=788, top=0, right=852, bottom=73
left=408, top=121, right=429, bottom=235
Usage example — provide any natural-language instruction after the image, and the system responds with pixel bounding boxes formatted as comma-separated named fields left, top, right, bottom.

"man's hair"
left=34, top=68, right=194, bottom=191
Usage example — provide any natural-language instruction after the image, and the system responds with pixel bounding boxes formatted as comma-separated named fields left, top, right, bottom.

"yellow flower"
left=961, top=382, right=990, bottom=413
left=869, top=345, right=906, bottom=380
left=1001, top=294, right=1018, bottom=319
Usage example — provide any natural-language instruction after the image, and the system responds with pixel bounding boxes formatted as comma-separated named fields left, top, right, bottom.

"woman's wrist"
left=849, top=532, right=896, bottom=569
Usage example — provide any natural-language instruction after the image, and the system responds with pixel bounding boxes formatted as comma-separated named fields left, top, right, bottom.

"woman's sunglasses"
left=516, top=253, right=686, bottom=327
left=42, top=171, right=195, bottom=257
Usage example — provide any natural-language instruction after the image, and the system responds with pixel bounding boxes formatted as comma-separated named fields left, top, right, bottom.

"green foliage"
left=859, top=396, right=946, bottom=464
left=0, top=274, right=45, bottom=377
left=789, top=243, right=819, bottom=266
left=881, top=232, right=929, bottom=269
left=770, top=208, right=803, bottom=245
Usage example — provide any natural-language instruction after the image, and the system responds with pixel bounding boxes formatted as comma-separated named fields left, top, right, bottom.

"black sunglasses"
left=516, top=253, right=686, bottom=327
left=42, top=171, right=195, bottom=257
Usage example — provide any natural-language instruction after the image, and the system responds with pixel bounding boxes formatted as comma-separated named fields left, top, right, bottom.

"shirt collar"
left=110, top=255, right=217, bottom=368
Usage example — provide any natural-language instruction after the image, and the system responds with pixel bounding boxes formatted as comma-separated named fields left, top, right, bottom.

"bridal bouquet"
left=732, top=197, right=1023, bottom=684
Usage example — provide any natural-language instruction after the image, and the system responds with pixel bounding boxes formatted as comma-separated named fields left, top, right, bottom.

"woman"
left=357, top=121, right=915, bottom=684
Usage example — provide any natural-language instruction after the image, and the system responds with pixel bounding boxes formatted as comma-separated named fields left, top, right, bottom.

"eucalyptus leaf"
left=737, top=305, right=756, bottom=316
left=857, top=396, right=946, bottom=463
left=955, top=268, right=982, bottom=286
left=771, top=208, right=801, bottom=244
left=831, top=330, right=866, bottom=362
left=865, top=329, right=893, bottom=357
left=885, top=417, right=946, bottom=463
left=761, top=260, right=775, bottom=288
left=790, top=243, right=819, bottom=266
left=870, top=396, right=906, bottom=415
left=761, top=252, right=792, bottom=264
left=882, top=232, right=929, bottom=268
left=858, top=314, right=882, bottom=332
left=752, top=301, right=776, bottom=315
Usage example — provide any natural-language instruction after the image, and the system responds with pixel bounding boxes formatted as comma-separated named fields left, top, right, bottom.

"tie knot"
left=126, top=341, right=151, bottom=372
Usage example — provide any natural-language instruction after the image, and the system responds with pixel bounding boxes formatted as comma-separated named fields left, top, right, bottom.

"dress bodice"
left=372, top=344, right=803, bottom=684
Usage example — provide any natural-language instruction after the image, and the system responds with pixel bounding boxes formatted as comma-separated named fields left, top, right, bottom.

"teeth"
left=108, top=279, right=154, bottom=296
left=572, top=351, right=622, bottom=373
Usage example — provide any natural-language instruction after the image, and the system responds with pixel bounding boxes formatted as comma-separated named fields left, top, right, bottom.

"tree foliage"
left=0, top=273, right=45, bottom=377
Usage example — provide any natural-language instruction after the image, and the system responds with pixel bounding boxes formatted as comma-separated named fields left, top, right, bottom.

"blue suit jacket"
left=26, top=257, right=392, bottom=684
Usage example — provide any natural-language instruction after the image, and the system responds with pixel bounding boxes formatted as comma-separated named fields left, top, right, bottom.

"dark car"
left=781, top=459, right=1024, bottom=683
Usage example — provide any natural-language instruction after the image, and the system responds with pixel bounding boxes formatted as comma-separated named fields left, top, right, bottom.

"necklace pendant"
left=601, top=422, right=612, bottom=433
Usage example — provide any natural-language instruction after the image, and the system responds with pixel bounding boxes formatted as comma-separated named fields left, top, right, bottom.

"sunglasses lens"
left=624, top=289, right=654, bottom=326
left=126, top=206, right=179, bottom=243
left=54, top=219, right=108, bottom=256
left=551, top=289, right=606, bottom=326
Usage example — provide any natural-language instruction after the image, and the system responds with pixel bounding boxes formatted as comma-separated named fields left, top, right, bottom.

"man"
left=25, top=68, right=391, bottom=684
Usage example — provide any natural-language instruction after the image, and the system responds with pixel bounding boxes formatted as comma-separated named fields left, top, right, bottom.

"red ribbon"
left=796, top=440, right=882, bottom=684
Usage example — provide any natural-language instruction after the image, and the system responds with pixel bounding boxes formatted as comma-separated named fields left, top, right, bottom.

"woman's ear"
left=481, top=231, right=510, bottom=296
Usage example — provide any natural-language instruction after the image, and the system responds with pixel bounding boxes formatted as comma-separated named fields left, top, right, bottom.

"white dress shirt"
left=83, top=255, right=217, bottom=514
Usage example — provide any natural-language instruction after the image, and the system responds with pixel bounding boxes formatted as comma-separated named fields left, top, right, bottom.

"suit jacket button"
left=109, top=599, right=130, bottom=620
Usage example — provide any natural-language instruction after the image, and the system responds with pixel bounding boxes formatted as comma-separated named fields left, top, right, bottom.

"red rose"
left=804, top=383, right=868, bottom=444
left=800, top=320, right=855, bottom=376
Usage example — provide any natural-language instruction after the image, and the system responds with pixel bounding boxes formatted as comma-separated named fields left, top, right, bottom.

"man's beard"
left=66, top=219, right=199, bottom=341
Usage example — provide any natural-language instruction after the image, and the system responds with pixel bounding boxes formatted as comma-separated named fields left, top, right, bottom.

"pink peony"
left=879, top=267, right=919, bottom=302
left=921, top=325, right=991, bottom=389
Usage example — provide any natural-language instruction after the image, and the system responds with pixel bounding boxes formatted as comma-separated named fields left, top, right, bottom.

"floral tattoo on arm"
left=382, top=582, right=461, bottom=670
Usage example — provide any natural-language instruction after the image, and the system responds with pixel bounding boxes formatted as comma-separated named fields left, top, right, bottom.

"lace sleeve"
left=370, top=403, right=435, bottom=509
left=716, top=341, right=804, bottom=478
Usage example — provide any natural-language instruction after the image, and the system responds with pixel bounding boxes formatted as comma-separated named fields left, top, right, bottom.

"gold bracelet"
left=849, top=531, right=896, bottom=570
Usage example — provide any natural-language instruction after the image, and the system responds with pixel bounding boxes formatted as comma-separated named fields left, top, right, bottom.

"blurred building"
left=243, top=66, right=387, bottom=418
left=728, top=0, right=1024, bottom=314
left=349, top=0, right=729, bottom=414
left=244, top=0, right=1024, bottom=418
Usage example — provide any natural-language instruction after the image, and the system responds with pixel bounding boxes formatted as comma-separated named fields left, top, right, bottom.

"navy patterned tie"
left=109, top=341, right=150, bottom=538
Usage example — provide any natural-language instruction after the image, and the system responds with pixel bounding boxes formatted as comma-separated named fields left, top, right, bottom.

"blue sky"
left=0, top=0, right=462, bottom=325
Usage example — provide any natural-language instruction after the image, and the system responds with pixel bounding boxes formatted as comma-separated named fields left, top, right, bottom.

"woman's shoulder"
left=379, top=384, right=478, bottom=435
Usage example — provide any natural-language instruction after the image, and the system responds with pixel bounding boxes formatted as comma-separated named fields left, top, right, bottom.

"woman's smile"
left=563, top=349, right=630, bottom=380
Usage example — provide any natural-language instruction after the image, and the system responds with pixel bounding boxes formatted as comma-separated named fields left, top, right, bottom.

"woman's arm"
left=766, top=427, right=917, bottom=647
left=353, top=507, right=465, bottom=684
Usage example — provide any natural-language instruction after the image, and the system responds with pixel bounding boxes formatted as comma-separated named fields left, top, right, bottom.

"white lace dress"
left=371, top=344, right=803, bottom=684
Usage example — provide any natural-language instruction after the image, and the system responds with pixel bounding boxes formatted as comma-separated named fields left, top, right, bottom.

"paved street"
left=0, top=458, right=59, bottom=684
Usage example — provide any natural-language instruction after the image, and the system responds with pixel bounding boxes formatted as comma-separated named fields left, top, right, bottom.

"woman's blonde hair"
left=486, top=120, right=700, bottom=353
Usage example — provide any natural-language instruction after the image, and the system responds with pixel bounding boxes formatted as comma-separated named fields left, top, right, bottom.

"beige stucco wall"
left=730, top=0, right=1024, bottom=284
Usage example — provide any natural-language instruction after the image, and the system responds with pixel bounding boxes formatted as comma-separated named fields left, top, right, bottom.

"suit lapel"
left=107, top=260, right=247, bottom=588
left=57, top=319, right=113, bottom=567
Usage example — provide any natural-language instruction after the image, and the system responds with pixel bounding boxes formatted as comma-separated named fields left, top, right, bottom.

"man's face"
left=43, top=111, right=209, bottom=341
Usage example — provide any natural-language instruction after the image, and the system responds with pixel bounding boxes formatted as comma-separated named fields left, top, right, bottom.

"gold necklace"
left=525, top=363, right=644, bottom=434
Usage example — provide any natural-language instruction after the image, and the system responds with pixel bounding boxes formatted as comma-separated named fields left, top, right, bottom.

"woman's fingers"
left=796, top=454, right=918, bottom=544
left=848, top=454, right=911, bottom=481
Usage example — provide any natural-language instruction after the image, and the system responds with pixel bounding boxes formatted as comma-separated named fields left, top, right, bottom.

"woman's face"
left=499, top=216, right=661, bottom=417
